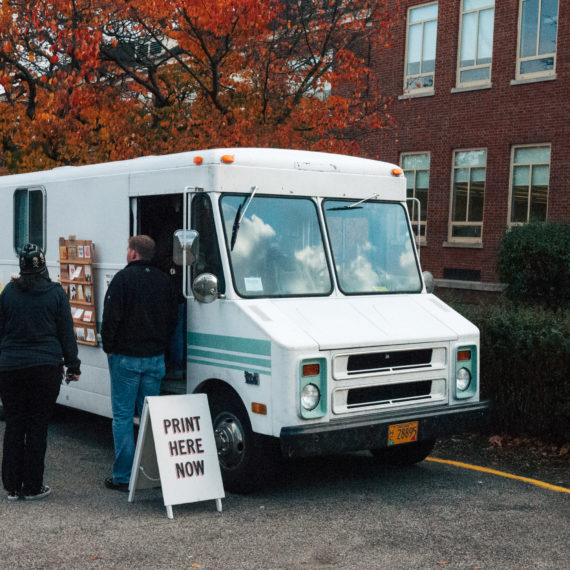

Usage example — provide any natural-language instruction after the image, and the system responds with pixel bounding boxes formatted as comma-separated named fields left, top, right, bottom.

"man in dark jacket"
left=101, top=235, right=178, bottom=492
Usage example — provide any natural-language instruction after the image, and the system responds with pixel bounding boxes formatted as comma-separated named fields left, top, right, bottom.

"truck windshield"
left=221, top=195, right=332, bottom=297
left=323, top=199, right=422, bottom=294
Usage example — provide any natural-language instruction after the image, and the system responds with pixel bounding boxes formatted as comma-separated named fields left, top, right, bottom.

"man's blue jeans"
left=107, top=354, right=165, bottom=484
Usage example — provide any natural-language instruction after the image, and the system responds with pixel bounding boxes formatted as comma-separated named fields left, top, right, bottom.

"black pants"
left=0, top=366, right=61, bottom=494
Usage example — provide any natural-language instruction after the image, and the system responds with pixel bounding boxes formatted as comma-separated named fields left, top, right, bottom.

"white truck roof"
left=0, top=148, right=405, bottom=201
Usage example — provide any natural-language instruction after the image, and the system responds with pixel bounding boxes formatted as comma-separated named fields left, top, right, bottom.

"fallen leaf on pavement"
left=488, top=435, right=503, bottom=447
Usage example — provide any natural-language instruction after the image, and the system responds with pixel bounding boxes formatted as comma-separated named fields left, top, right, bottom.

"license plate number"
left=388, top=421, right=419, bottom=446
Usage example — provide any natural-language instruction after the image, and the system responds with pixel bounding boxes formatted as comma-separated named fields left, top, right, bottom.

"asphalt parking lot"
left=1, top=408, right=569, bottom=569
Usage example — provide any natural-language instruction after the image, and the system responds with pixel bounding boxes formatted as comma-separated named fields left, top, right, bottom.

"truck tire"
left=370, top=438, right=436, bottom=466
left=210, top=392, right=262, bottom=494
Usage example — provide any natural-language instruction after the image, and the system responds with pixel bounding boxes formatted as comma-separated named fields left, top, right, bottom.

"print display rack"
left=58, top=236, right=98, bottom=346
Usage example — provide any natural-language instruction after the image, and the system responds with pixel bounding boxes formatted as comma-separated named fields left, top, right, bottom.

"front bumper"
left=280, top=400, right=490, bottom=458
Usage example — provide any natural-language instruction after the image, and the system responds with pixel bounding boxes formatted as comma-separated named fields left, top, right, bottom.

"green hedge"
left=453, top=303, right=570, bottom=441
left=497, top=222, right=570, bottom=310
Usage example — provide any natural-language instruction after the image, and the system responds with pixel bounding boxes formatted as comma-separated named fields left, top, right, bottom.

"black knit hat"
left=19, top=243, right=47, bottom=275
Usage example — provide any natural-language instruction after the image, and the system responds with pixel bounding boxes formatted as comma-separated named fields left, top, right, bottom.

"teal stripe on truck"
left=188, top=332, right=271, bottom=356
left=187, top=332, right=271, bottom=375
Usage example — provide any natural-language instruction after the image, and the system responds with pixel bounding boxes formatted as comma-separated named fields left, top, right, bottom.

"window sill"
left=443, top=241, right=483, bottom=249
left=435, top=278, right=506, bottom=292
left=398, top=91, right=435, bottom=100
left=510, top=74, right=557, bottom=86
left=451, top=83, right=492, bottom=94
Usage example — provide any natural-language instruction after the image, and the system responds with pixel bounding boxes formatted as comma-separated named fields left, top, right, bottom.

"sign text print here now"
left=130, top=394, right=224, bottom=518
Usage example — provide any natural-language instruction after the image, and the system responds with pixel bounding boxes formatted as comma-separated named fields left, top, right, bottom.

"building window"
left=402, top=153, right=430, bottom=239
left=450, top=149, right=486, bottom=241
left=404, top=3, right=438, bottom=94
left=509, top=145, right=550, bottom=224
left=13, top=187, right=46, bottom=254
left=457, top=0, right=495, bottom=87
left=516, top=0, right=558, bottom=79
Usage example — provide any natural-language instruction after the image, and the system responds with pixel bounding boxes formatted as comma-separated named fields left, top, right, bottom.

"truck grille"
left=331, top=345, right=447, bottom=415
left=346, top=380, right=432, bottom=409
left=347, top=349, right=432, bottom=374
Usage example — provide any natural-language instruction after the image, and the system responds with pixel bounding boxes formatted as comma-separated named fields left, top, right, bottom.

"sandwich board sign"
left=128, top=393, right=225, bottom=519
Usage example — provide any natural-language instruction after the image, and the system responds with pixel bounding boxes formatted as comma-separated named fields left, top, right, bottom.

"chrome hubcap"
left=214, top=412, right=245, bottom=470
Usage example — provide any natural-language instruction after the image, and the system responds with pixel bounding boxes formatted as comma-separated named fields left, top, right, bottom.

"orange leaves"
left=0, top=0, right=399, bottom=173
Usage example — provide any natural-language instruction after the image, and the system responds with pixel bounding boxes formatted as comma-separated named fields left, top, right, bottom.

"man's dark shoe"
left=104, top=477, right=129, bottom=492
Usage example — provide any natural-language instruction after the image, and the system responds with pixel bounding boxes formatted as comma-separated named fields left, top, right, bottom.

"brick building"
left=359, top=0, right=569, bottom=292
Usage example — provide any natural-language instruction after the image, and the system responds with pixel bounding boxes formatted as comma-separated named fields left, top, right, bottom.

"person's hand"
left=65, top=371, right=81, bottom=384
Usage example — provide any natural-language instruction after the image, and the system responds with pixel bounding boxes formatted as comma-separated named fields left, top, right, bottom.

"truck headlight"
left=456, top=367, right=471, bottom=391
left=301, top=383, right=320, bottom=411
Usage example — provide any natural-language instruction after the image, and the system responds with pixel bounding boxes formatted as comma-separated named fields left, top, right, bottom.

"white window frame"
left=516, top=0, right=559, bottom=80
left=456, top=0, right=495, bottom=88
left=507, top=144, right=551, bottom=226
left=403, top=2, right=439, bottom=95
left=448, top=148, right=487, bottom=243
left=401, top=152, right=430, bottom=242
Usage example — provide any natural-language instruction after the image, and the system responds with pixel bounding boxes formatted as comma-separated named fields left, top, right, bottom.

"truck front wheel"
left=210, top=392, right=261, bottom=493
left=370, top=438, right=436, bottom=466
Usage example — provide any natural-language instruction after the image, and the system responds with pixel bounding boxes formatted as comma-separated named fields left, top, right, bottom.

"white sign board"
left=129, top=394, right=224, bottom=519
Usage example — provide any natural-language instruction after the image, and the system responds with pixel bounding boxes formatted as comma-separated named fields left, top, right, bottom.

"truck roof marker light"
left=392, top=167, right=404, bottom=176
left=193, top=156, right=203, bottom=165
left=457, top=350, right=471, bottom=361
left=251, top=402, right=267, bottom=415
left=221, top=154, right=235, bottom=164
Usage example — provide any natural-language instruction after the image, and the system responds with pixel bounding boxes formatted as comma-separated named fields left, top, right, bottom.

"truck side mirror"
left=193, top=273, right=218, bottom=303
left=173, top=229, right=199, bottom=266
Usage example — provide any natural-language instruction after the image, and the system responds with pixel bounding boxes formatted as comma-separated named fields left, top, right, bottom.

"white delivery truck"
left=0, top=148, right=489, bottom=492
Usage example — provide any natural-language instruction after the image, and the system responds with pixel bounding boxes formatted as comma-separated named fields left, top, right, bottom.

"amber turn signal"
left=302, top=363, right=320, bottom=376
left=251, top=402, right=267, bottom=415
left=457, top=350, right=471, bottom=361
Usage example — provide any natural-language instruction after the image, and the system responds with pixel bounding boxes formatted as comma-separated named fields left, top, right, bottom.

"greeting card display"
left=58, top=236, right=98, bottom=346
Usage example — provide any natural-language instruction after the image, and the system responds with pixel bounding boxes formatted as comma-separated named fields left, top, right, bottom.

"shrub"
left=453, top=303, right=570, bottom=441
left=497, top=222, right=570, bottom=310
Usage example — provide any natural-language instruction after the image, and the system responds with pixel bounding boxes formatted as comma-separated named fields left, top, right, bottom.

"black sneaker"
left=104, top=477, right=129, bottom=493
left=23, top=485, right=52, bottom=501
left=7, top=491, right=20, bottom=501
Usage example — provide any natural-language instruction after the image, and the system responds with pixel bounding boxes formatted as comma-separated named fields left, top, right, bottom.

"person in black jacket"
left=0, top=243, right=81, bottom=501
left=101, top=235, right=177, bottom=492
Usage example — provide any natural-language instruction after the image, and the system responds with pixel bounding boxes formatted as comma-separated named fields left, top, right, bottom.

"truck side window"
left=14, top=187, right=45, bottom=253
left=191, top=194, right=225, bottom=294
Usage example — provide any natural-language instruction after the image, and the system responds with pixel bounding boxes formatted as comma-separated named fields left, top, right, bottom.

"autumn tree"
left=0, top=0, right=399, bottom=173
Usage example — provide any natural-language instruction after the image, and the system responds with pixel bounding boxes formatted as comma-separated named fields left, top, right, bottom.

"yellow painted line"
left=426, top=456, right=570, bottom=494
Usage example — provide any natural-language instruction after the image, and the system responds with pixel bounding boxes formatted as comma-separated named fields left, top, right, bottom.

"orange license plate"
left=388, top=421, right=419, bottom=446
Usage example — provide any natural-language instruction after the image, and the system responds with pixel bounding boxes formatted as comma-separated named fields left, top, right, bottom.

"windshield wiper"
left=230, top=185, right=258, bottom=251
left=327, top=192, right=379, bottom=211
